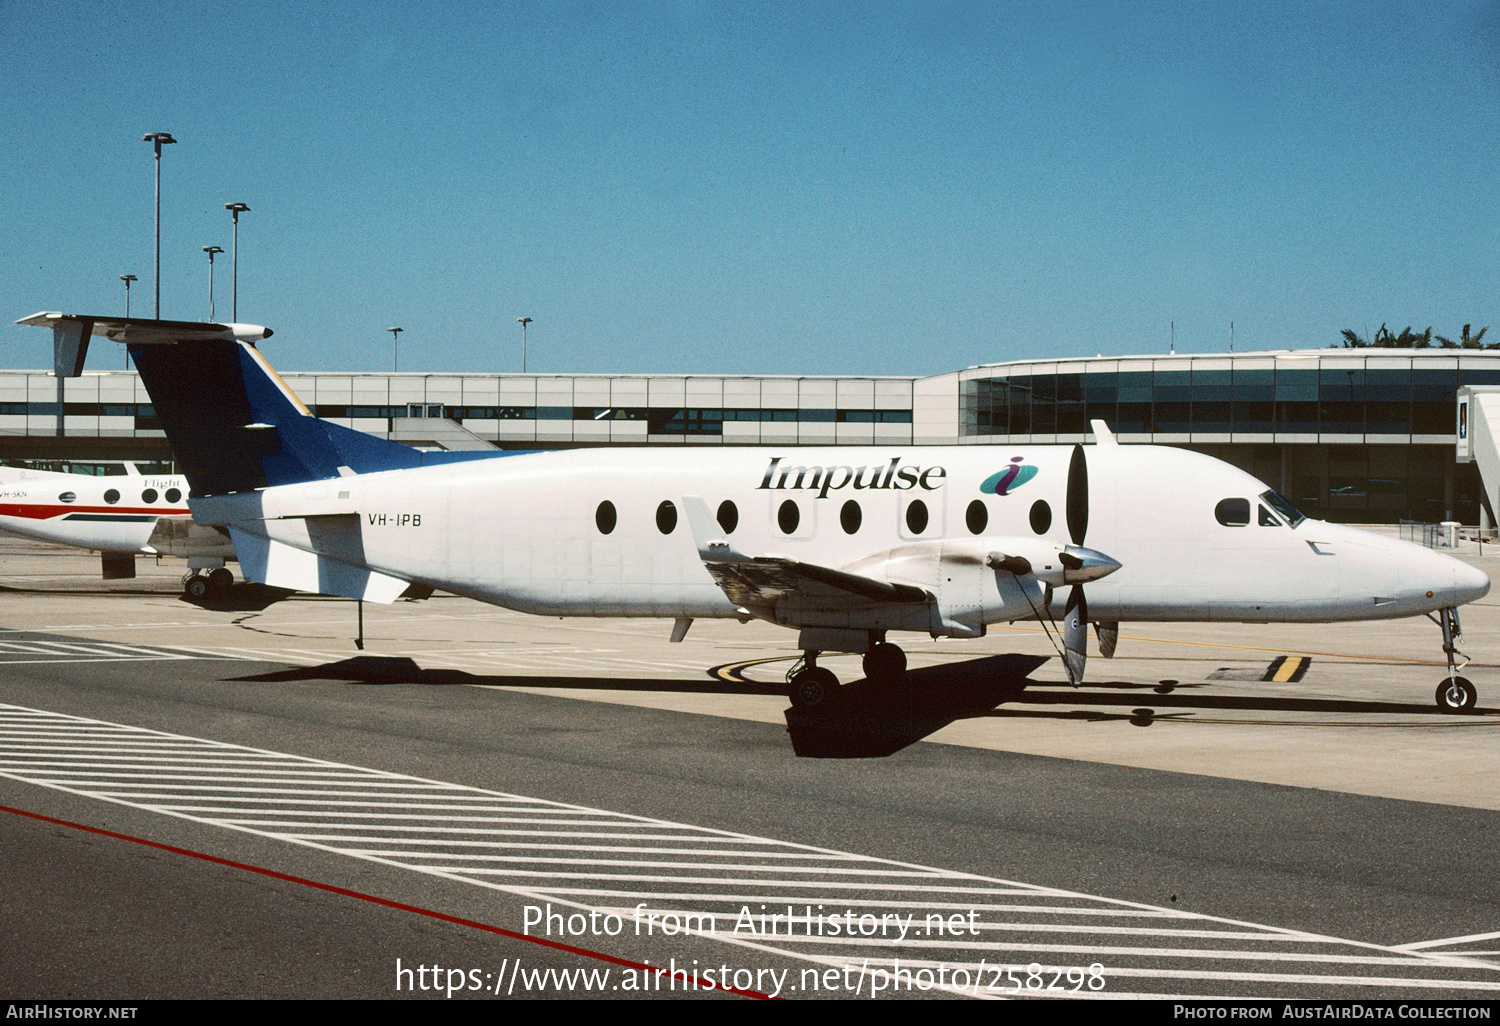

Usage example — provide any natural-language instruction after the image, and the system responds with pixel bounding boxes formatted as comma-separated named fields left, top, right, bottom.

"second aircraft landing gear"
left=1430, top=606, right=1478, bottom=713
left=182, top=566, right=234, bottom=599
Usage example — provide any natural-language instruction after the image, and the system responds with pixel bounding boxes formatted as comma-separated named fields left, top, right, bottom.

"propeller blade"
left=1063, top=585, right=1088, bottom=687
left=1066, top=444, right=1088, bottom=545
left=1096, top=620, right=1119, bottom=659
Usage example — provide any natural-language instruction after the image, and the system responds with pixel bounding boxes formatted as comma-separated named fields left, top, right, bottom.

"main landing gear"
left=787, top=637, right=908, bottom=711
left=182, top=566, right=234, bottom=599
left=1430, top=606, right=1478, bottom=713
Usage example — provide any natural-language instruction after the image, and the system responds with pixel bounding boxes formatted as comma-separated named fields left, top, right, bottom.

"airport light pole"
left=225, top=202, right=249, bottom=321
left=119, top=275, right=138, bottom=368
left=202, top=246, right=223, bottom=321
left=388, top=327, right=403, bottom=372
left=141, top=132, right=176, bottom=318
left=120, top=275, right=137, bottom=317
left=517, top=316, right=532, bottom=373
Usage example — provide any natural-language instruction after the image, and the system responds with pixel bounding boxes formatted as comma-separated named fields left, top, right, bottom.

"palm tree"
left=1339, top=323, right=1488, bottom=348
left=1435, top=324, right=1491, bottom=349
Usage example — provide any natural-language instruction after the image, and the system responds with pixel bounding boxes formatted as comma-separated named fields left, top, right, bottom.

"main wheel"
left=1436, top=676, right=1477, bottom=713
left=789, top=667, right=838, bottom=711
left=862, top=642, right=907, bottom=683
left=207, top=567, right=234, bottom=593
left=184, top=575, right=210, bottom=599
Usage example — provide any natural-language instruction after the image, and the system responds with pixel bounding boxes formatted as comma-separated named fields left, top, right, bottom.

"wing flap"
left=680, top=496, right=931, bottom=612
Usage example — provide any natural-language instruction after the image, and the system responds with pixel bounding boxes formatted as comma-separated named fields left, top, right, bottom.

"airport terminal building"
left=3, top=348, right=1494, bottom=525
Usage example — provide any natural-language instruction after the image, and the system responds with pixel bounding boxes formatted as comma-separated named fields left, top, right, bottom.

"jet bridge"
left=1456, top=387, right=1500, bottom=534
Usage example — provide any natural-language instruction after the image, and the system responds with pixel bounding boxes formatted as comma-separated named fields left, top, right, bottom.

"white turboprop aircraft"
left=0, top=462, right=237, bottom=596
left=18, top=312, right=1493, bottom=712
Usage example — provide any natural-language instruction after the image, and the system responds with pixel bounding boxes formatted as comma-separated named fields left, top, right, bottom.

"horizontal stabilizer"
left=17, top=313, right=504, bottom=497
left=15, top=312, right=271, bottom=350
left=229, top=528, right=410, bottom=603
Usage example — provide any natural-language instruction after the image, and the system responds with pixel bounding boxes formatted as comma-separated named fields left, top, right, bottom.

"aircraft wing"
left=680, top=497, right=931, bottom=612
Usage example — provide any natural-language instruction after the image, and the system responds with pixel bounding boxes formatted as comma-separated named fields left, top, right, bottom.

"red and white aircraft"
left=0, top=462, right=236, bottom=596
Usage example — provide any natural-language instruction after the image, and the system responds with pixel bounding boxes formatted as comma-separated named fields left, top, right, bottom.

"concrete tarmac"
left=2, top=534, right=1499, bottom=1000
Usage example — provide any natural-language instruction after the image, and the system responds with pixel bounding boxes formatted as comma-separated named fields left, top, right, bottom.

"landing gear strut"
left=788, top=652, right=838, bottom=711
left=1430, top=606, right=1477, bottom=713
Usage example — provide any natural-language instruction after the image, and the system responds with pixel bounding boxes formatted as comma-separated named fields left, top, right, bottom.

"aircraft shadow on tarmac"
left=226, top=653, right=1488, bottom=760
left=178, top=584, right=296, bottom=612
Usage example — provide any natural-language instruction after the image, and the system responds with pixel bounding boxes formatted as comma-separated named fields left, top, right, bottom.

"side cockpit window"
left=1215, top=498, right=1250, bottom=527
left=1260, top=489, right=1306, bottom=528
left=1258, top=504, right=1282, bottom=527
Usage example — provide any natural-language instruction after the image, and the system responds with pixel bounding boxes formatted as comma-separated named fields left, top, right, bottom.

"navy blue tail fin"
left=131, top=338, right=496, bottom=496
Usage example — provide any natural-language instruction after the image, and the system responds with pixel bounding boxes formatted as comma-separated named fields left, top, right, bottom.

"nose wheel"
left=1437, top=676, right=1477, bottom=713
left=1430, top=606, right=1479, bottom=713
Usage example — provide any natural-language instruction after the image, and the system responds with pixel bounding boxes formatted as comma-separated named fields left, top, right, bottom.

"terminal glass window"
left=1030, top=374, right=1056, bottom=434
left=1008, top=377, right=1032, bottom=434
left=1115, top=372, right=1152, bottom=432
left=1232, top=369, right=1274, bottom=434
left=1153, top=371, right=1191, bottom=433
left=1411, top=367, right=1458, bottom=434
left=1275, top=367, right=1319, bottom=433
left=1319, top=367, right=1364, bottom=434
left=1192, top=370, right=1232, bottom=433
left=1055, top=372, right=1085, bottom=433
left=1084, top=372, right=1117, bottom=432
left=1364, top=367, right=1411, bottom=434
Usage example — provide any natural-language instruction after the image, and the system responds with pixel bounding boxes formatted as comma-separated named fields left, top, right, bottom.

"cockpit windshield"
left=1259, top=490, right=1306, bottom=528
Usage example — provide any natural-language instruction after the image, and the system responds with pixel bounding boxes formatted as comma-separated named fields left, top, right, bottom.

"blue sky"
left=2, top=1, right=1497, bottom=376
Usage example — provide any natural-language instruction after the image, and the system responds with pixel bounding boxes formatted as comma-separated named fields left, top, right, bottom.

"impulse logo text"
left=980, top=457, right=1037, bottom=496
left=758, top=457, right=947, bottom=499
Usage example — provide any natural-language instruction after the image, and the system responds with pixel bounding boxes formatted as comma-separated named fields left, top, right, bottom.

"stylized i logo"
left=980, top=456, right=1038, bottom=496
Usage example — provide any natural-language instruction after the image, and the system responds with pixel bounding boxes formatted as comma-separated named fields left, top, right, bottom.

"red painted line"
left=0, top=504, right=186, bottom=520
left=0, top=802, right=774, bottom=999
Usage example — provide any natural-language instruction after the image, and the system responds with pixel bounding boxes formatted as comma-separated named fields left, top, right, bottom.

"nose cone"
left=1453, top=559, right=1491, bottom=606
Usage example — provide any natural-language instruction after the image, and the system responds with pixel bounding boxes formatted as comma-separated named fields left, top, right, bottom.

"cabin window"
left=1215, top=498, right=1251, bottom=527
left=57, top=492, right=76, bottom=504
left=905, top=499, right=929, bottom=534
left=656, top=500, right=678, bottom=534
left=1258, top=504, right=1282, bottom=527
left=165, top=488, right=182, bottom=503
left=778, top=499, right=800, bottom=535
left=595, top=500, right=617, bottom=535
left=966, top=499, right=988, bottom=535
left=1029, top=499, right=1052, bottom=535
left=716, top=500, right=738, bottom=533
left=103, top=489, right=120, bottom=505
left=141, top=488, right=158, bottom=504
left=840, top=499, right=861, bottom=534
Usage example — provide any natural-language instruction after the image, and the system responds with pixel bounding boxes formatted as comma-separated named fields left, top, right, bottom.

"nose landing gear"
left=1430, top=606, right=1477, bottom=713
